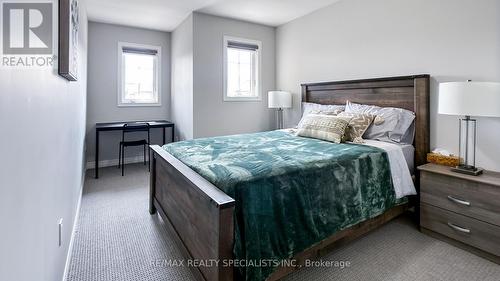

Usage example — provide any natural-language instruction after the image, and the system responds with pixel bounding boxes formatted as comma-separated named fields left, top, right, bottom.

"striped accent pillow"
left=296, top=114, right=351, bottom=143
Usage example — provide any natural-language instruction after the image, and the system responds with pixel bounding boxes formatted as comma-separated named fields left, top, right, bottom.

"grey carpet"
left=67, top=163, right=500, bottom=281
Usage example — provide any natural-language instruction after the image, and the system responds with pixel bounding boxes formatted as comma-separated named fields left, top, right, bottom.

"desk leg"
left=162, top=127, right=166, bottom=145
left=95, top=130, right=99, bottom=179
left=171, top=124, right=175, bottom=142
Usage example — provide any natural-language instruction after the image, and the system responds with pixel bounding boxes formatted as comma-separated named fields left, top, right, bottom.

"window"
left=223, top=36, right=261, bottom=101
left=118, top=42, right=161, bottom=106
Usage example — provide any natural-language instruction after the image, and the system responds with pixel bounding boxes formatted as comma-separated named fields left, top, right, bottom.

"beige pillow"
left=338, top=112, right=375, bottom=143
left=296, top=114, right=351, bottom=143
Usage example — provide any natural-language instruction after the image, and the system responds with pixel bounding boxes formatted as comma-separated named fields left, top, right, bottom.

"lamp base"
left=276, top=108, right=284, bottom=130
left=451, top=165, right=484, bottom=176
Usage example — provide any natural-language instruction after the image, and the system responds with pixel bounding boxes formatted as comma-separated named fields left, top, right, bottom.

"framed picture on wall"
left=58, top=0, right=79, bottom=81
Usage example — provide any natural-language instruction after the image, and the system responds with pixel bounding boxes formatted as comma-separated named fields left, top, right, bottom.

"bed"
left=149, top=75, right=430, bottom=281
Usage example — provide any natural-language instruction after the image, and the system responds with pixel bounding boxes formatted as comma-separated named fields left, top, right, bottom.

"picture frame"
left=58, top=0, right=79, bottom=81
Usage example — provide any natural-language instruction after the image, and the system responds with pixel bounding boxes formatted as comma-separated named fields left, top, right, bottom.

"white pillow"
left=301, top=102, right=345, bottom=119
left=345, top=101, right=415, bottom=143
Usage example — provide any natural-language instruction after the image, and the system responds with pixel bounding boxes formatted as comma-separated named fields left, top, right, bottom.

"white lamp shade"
left=268, top=91, right=292, bottom=109
left=438, top=82, right=500, bottom=117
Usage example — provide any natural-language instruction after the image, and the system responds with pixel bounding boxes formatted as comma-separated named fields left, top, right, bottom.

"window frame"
left=223, top=36, right=262, bottom=102
left=117, top=42, right=162, bottom=107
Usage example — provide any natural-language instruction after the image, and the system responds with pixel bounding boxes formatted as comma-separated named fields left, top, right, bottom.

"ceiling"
left=86, top=0, right=341, bottom=32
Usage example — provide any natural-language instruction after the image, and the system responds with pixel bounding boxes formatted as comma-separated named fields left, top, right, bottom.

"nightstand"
left=418, top=163, right=500, bottom=264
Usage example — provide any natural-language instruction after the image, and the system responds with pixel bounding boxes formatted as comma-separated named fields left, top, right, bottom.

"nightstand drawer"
left=421, top=203, right=500, bottom=257
left=420, top=171, right=500, bottom=226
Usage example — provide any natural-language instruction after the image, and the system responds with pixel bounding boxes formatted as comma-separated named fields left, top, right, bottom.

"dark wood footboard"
left=149, top=145, right=235, bottom=281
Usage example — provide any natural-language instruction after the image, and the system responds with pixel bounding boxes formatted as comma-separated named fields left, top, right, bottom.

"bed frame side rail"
left=149, top=145, right=235, bottom=281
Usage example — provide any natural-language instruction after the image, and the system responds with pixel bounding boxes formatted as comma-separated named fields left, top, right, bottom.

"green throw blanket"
left=163, top=130, right=400, bottom=281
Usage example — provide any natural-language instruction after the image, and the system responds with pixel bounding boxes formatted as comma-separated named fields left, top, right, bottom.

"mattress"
left=362, top=140, right=416, bottom=199
left=400, top=143, right=415, bottom=174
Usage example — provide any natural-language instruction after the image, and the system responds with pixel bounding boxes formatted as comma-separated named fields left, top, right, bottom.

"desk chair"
left=118, top=122, right=150, bottom=176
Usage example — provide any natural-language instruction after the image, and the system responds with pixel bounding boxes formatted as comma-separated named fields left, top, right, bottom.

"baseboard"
left=85, top=155, right=145, bottom=170
left=62, top=182, right=84, bottom=281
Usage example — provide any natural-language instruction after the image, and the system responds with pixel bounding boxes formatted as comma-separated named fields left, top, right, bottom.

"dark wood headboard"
left=301, top=75, right=430, bottom=168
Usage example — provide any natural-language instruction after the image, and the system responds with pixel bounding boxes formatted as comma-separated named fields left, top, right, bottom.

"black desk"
left=95, top=120, right=174, bottom=178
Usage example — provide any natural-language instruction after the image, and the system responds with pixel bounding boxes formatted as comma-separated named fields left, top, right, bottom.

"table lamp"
left=268, top=91, right=292, bottom=129
left=438, top=81, right=500, bottom=175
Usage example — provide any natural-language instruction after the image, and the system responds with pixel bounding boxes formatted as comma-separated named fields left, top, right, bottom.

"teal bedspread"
left=163, top=130, right=399, bottom=281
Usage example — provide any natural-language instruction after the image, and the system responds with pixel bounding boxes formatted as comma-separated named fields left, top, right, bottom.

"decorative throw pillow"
left=338, top=112, right=375, bottom=143
left=296, top=114, right=351, bottom=143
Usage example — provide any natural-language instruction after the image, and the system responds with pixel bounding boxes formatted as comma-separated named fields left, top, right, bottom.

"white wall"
left=192, top=12, right=276, bottom=138
left=277, top=0, right=500, bottom=171
left=0, top=2, right=89, bottom=281
left=171, top=15, right=194, bottom=140
left=86, top=22, right=171, bottom=166
left=170, top=13, right=276, bottom=140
